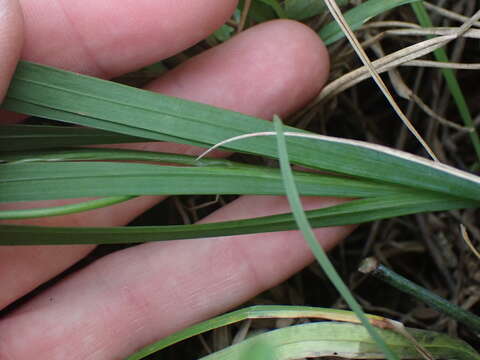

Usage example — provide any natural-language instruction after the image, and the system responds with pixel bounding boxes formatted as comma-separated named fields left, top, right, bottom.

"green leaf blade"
left=4, top=61, right=480, bottom=203
left=0, top=161, right=407, bottom=203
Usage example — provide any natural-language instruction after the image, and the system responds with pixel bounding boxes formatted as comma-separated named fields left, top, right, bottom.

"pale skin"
left=0, top=0, right=354, bottom=358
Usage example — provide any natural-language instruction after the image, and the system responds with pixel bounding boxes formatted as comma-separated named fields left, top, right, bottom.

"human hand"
left=0, top=1, right=353, bottom=358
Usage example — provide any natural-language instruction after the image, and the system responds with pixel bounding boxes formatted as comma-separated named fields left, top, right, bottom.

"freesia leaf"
left=4, top=62, right=480, bottom=203
left=0, top=161, right=404, bottom=202
left=0, top=124, right=145, bottom=151
left=1, top=193, right=475, bottom=245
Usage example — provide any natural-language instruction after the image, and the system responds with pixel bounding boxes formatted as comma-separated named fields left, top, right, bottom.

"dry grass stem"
left=455, top=8, right=480, bottom=38
left=361, top=20, right=421, bottom=30
left=318, top=35, right=457, bottom=103
left=405, top=59, right=480, bottom=71
left=424, top=1, right=480, bottom=27
left=369, top=39, right=470, bottom=132
left=322, top=0, right=438, bottom=161
left=237, top=0, right=252, bottom=33
left=460, top=224, right=480, bottom=261
left=386, top=27, right=480, bottom=38
left=387, top=320, right=435, bottom=360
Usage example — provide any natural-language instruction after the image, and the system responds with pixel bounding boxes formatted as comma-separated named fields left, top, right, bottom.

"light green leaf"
left=213, top=25, right=235, bottom=42
left=124, top=305, right=479, bottom=360
left=0, top=147, right=241, bottom=167
left=239, top=341, right=277, bottom=360
left=0, top=161, right=405, bottom=203
left=0, top=196, right=134, bottom=220
left=200, top=322, right=480, bottom=360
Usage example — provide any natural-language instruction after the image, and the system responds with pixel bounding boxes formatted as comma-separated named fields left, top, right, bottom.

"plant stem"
left=359, top=257, right=480, bottom=334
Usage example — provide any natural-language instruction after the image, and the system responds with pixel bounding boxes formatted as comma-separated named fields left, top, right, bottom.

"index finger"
left=0, top=0, right=23, bottom=101
left=19, top=0, right=237, bottom=78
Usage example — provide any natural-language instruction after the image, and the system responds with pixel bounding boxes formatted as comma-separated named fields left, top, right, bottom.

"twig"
left=359, top=257, right=480, bottom=334
left=237, top=0, right=252, bottom=33
left=460, top=224, right=480, bottom=261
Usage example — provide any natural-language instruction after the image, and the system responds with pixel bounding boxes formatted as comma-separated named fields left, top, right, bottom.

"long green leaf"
left=3, top=62, right=479, bottom=203
left=0, top=196, right=134, bottom=220
left=0, top=124, right=145, bottom=151
left=0, top=147, right=242, bottom=166
left=0, top=161, right=403, bottom=202
left=1, top=193, right=475, bottom=245
left=284, top=0, right=348, bottom=20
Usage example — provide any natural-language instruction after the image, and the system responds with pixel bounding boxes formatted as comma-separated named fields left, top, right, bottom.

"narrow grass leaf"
left=3, top=97, right=193, bottom=146
left=0, top=124, right=146, bottom=151
left=0, top=161, right=404, bottom=203
left=273, top=116, right=399, bottom=360
left=1, top=192, right=475, bottom=245
left=0, top=148, right=248, bottom=167
left=0, top=196, right=134, bottom=220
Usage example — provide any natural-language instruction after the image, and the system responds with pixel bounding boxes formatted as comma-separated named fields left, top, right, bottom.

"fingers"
left=0, top=196, right=354, bottom=359
left=18, top=0, right=237, bottom=78
left=0, top=19, right=330, bottom=309
left=0, top=0, right=23, bottom=101
left=145, top=19, right=330, bottom=120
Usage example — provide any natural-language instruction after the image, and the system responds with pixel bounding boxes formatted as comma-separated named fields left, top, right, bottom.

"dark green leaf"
left=0, top=124, right=145, bottom=151
left=0, top=161, right=404, bottom=202
left=1, top=193, right=475, bottom=245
